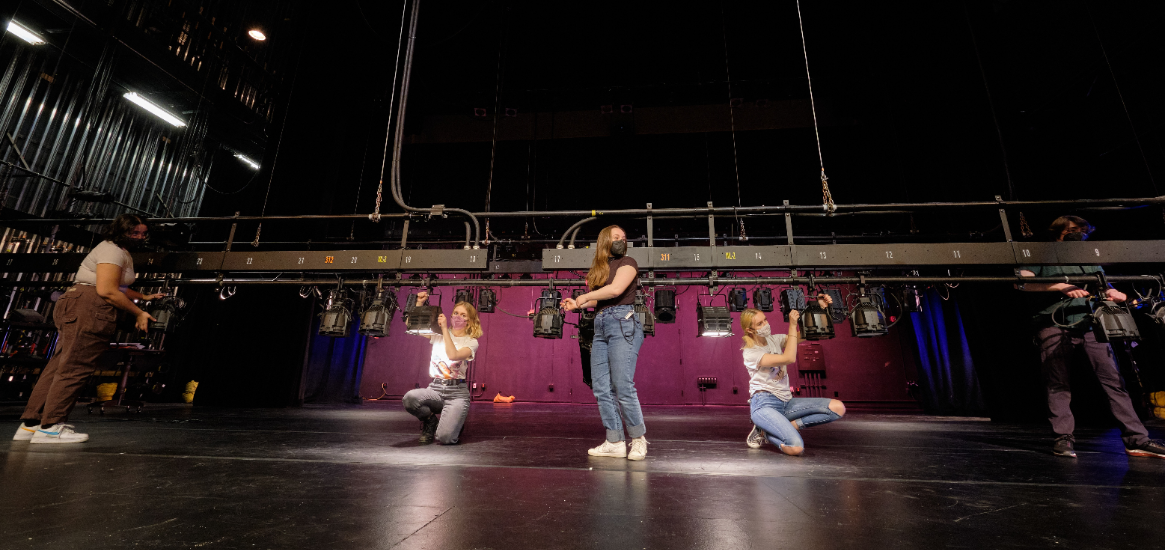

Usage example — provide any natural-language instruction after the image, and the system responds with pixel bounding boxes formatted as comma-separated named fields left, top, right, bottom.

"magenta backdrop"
left=361, top=274, right=918, bottom=407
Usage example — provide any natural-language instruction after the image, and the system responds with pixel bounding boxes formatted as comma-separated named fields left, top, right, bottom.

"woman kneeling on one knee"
left=401, top=291, right=481, bottom=445
left=740, top=298, right=845, bottom=456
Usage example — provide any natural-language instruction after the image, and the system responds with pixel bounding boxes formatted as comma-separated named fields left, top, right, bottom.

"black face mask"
left=115, top=237, right=149, bottom=251
left=1062, top=231, right=1087, bottom=242
left=609, top=240, right=627, bottom=258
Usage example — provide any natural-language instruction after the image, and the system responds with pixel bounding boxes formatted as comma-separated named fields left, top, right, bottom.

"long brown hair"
left=586, top=225, right=623, bottom=290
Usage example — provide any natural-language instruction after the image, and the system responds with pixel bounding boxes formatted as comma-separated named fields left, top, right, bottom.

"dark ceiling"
left=137, top=1, right=1165, bottom=245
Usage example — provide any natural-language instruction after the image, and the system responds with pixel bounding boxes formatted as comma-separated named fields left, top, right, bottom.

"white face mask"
left=755, top=324, right=771, bottom=338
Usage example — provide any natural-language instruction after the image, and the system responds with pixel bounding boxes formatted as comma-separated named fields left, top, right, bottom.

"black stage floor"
left=2, top=403, right=1163, bottom=549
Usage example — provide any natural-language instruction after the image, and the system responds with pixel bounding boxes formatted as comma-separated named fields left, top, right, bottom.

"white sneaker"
left=628, top=437, right=648, bottom=461
left=13, top=423, right=39, bottom=441
left=588, top=440, right=627, bottom=457
left=29, top=424, right=88, bottom=444
left=746, top=425, right=766, bottom=449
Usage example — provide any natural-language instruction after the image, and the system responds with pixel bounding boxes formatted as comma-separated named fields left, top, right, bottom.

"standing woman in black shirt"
left=562, top=225, right=648, bottom=460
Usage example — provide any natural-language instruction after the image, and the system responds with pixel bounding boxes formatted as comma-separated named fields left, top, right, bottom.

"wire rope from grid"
left=369, top=0, right=410, bottom=224
left=1084, top=3, right=1157, bottom=196
left=794, top=0, right=835, bottom=213
left=719, top=5, right=744, bottom=236
left=482, top=5, right=508, bottom=244
left=251, top=50, right=303, bottom=246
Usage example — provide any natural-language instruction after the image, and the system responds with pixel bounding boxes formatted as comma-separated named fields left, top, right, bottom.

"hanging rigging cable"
left=483, top=3, right=508, bottom=245
left=719, top=5, right=744, bottom=236
left=250, top=49, right=302, bottom=247
left=795, top=0, right=835, bottom=213
left=1084, top=3, right=1158, bottom=196
left=370, top=0, right=409, bottom=224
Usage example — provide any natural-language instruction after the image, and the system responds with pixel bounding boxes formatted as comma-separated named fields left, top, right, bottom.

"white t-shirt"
left=742, top=334, right=792, bottom=400
left=428, top=334, right=479, bottom=379
left=74, top=240, right=135, bottom=289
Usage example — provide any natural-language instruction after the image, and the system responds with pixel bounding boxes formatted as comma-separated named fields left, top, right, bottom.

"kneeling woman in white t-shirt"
left=402, top=291, right=481, bottom=445
left=740, top=297, right=845, bottom=455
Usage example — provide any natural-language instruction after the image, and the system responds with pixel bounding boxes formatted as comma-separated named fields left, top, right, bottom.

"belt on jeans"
left=432, top=378, right=466, bottom=386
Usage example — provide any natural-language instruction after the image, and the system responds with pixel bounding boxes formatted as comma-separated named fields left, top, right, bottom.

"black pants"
left=1036, top=326, right=1148, bottom=447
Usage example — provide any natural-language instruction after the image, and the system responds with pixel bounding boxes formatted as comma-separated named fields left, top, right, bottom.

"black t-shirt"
left=596, top=256, right=639, bottom=312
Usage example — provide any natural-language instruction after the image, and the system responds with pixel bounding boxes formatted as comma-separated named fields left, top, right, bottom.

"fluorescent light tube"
left=234, top=154, right=260, bottom=169
left=123, top=92, right=186, bottom=127
left=6, top=21, right=45, bottom=45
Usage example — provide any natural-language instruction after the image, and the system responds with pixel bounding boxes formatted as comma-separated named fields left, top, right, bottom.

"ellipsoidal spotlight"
left=478, top=288, right=496, bottom=313
left=1092, top=299, right=1141, bottom=343
left=405, top=292, right=441, bottom=335
left=850, top=289, right=889, bottom=338
left=779, top=288, right=806, bottom=322
left=359, top=288, right=399, bottom=338
left=319, top=288, right=353, bottom=337
left=653, top=289, right=676, bottom=323
left=696, top=296, right=733, bottom=338
left=533, top=289, right=564, bottom=339
left=900, top=285, right=923, bottom=313
left=455, top=288, right=475, bottom=307
left=728, top=288, right=748, bottom=312
left=633, top=290, right=655, bottom=337
left=799, top=290, right=835, bottom=341
left=752, top=287, right=774, bottom=312
left=148, top=296, right=184, bottom=333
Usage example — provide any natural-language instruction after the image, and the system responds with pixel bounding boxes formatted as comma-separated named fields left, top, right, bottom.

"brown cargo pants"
left=21, top=285, right=118, bottom=427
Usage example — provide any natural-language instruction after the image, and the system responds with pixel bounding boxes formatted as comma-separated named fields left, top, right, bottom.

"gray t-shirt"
left=75, top=240, right=135, bottom=289
left=742, top=334, right=792, bottom=400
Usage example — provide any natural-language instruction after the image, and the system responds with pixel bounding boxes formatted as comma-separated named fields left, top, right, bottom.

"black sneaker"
left=419, top=415, right=439, bottom=444
left=1126, top=439, right=1165, bottom=459
left=1053, top=435, right=1076, bottom=458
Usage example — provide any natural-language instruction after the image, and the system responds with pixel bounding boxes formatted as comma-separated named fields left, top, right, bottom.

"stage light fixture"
left=358, top=288, right=399, bottom=338
left=6, top=21, right=45, bottom=45
left=147, top=296, right=184, bottom=333
left=850, top=288, right=889, bottom=338
left=728, top=288, right=748, bottom=312
left=798, top=288, right=835, bottom=341
left=653, top=289, right=676, bottom=323
left=1092, top=299, right=1141, bottom=343
left=455, top=288, right=475, bottom=307
left=123, top=92, right=186, bottom=127
left=404, top=292, right=441, bottom=335
left=533, top=289, right=564, bottom=339
left=218, top=286, right=237, bottom=300
left=248, top=29, right=267, bottom=41
left=319, top=288, right=353, bottom=337
left=696, top=295, right=733, bottom=338
left=633, top=290, right=655, bottom=337
left=779, top=288, right=806, bottom=322
left=752, top=287, right=774, bottom=312
left=478, top=289, right=496, bottom=312
left=234, top=154, right=259, bottom=169
left=900, top=285, right=923, bottom=313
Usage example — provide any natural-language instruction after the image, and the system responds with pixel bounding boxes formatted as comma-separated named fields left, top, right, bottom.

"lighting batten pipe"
left=0, top=275, right=1157, bottom=288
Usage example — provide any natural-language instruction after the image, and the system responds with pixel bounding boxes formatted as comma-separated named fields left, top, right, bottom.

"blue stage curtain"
left=909, top=288, right=987, bottom=415
left=303, top=315, right=368, bottom=404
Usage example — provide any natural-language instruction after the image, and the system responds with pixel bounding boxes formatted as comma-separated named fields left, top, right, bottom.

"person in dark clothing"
left=1017, top=215, right=1165, bottom=459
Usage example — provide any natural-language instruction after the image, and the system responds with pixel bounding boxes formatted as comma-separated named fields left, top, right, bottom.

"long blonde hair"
left=453, top=301, right=483, bottom=339
left=586, top=225, right=623, bottom=290
left=740, top=308, right=763, bottom=349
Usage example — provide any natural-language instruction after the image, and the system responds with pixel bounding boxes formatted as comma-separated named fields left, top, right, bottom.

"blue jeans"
left=591, top=304, right=646, bottom=442
left=750, top=392, right=841, bottom=449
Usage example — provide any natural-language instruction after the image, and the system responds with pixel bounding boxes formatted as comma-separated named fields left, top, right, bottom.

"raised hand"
left=416, top=291, right=429, bottom=306
left=437, top=313, right=447, bottom=330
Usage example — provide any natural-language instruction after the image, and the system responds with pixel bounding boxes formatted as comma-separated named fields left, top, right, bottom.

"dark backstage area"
left=2, top=0, right=1165, bottom=548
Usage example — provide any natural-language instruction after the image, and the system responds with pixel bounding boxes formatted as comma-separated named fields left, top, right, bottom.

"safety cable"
left=483, top=4, right=508, bottom=243
left=719, top=6, right=743, bottom=227
left=251, top=49, right=303, bottom=246
left=794, top=0, right=835, bottom=213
